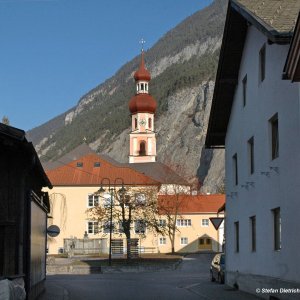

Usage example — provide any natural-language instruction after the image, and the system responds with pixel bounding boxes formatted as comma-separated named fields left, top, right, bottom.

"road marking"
left=183, top=283, right=201, bottom=289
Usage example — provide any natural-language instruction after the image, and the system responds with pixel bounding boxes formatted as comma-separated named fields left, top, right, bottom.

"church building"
left=44, top=49, right=224, bottom=255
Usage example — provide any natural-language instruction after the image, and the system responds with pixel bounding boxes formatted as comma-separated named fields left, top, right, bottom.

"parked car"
left=210, top=253, right=225, bottom=284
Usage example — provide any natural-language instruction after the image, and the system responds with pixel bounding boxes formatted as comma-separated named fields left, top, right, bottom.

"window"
left=148, top=118, right=152, bottom=129
left=270, top=114, right=279, bottom=160
left=242, top=75, right=247, bottom=106
left=176, top=219, right=192, bottom=227
left=94, top=162, right=101, bottom=167
left=233, top=154, right=238, bottom=185
left=88, top=194, right=99, bottom=207
left=250, top=216, right=256, bottom=252
left=76, top=162, right=83, bottom=167
left=135, top=220, right=146, bottom=234
left=248, top=137, right=254, bottom=174
left=159, top=237, right=166, bottom=245
left=139, top=141, right=146, bottom=156
left=103, top=194, right=112, bottom=207
left=273, top=207, right=281, bottom=251
left=118, top=221, right=124, bottom=233
left=199, top=238, right=204, bottom=245
left=234, top=221, right=239, bottom=252
left=120, top=194, right=130, bottom=207
left=87, top=221, right=99, bottom=234
left=103, top=221, right=115, bottom=234
left=259, top=44, right=266, bottom=82
left=134, top=118, right=137, bottom=129
left=201, top=219, right=209, bottom=227
left=135, top=193, right=146, bottom=205
left=141, top=83, right=144, bottom=91
left=180, top=237, right=188, bottom=245
left=159, top=219, right=166, bottom=227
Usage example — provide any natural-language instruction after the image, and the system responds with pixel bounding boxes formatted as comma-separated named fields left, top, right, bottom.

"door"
left=198, top=237, right=212, bottom=250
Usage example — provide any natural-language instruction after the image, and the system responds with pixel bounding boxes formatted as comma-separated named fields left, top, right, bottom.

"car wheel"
left=220, top=274, right=225, bottom=284
left=210, top=271, right=216, bottom=282
left=218, top=273, right=225, bottom=284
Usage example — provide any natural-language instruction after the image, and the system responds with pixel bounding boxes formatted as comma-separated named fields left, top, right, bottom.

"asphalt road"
left=40, top=253, right=260, bottom=300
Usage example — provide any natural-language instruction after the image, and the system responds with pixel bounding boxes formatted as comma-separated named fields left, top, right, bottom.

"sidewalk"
left=188, top=282, right=260, bottom=300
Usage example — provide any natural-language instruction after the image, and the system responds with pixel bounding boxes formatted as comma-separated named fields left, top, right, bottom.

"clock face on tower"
left=139, top=119, right=146, bottom=126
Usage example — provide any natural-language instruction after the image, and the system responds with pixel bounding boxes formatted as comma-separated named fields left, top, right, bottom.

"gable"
left=205, top=0, right=300, bottom=148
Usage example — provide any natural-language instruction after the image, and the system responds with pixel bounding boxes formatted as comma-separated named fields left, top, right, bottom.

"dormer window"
left=76, top=162, right=83, bottom=168
left=94, top=162, right=101, bottom=167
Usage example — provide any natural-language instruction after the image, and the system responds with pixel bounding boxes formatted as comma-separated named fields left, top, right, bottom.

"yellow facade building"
left=44, top=144, right=224, bottom=255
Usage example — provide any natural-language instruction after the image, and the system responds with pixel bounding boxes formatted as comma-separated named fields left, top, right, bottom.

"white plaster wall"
left=218, top=221, right=224, bottom=252
left=225, top=25, right=300, bottom=282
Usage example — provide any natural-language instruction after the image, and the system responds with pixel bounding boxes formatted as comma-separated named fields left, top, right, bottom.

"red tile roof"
left=158, top=194, right=225, bottom=214
left=46, top=153, right=159, bottom=186
left=127, top=162, right=189, bottom=185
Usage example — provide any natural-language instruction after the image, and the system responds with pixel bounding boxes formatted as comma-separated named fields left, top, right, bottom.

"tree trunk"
left=170, top=234, right=175, bottom=254
left=126, top=233, right=131, bottom=261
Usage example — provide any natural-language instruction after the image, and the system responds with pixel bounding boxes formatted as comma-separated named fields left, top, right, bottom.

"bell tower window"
left=148, top=118, right=152, bottom=129
left=141, top=83, right=144, bottom=91
left=139, top=141, right=146, bottom=156
left=134, top=118, right=137, bottom=129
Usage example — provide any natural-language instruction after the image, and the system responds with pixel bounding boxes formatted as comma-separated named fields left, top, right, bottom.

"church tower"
left=128, top=50, right=157, bottom=163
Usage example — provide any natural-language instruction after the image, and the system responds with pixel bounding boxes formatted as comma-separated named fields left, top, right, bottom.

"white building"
left=206, top=1, right=300, bottom=299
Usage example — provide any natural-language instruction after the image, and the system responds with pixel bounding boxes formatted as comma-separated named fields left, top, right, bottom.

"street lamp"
left=96, top=177, right=126, bottom=266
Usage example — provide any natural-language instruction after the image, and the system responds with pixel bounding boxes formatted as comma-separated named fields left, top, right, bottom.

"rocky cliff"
left=27, top=0, right=227, bottom=193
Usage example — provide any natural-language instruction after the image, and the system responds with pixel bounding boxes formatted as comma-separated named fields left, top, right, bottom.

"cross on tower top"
left=139, top=38, right=146, bottom=51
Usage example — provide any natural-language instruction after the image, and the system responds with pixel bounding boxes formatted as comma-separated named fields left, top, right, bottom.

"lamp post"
left=96, top=177, right=126, bottom=266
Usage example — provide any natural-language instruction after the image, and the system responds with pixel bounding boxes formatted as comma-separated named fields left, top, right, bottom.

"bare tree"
left=158, top=185, right=190, bottom=254
left=88, top=185, right=164, bottom=261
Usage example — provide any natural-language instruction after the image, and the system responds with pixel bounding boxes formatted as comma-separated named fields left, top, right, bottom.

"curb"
left=46, top=265, right=101, bottom=275
left=101, top=261, right=181, bottom=273
left=46, top=259, right=182, bottom=275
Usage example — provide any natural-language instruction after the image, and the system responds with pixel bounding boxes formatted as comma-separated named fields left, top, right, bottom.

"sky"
left=0, top=0, right=213, bottom=131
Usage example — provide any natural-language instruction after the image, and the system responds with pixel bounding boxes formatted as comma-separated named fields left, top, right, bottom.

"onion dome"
left=129, top=93, right=157, bottom=114
left=134, top=51, right=151, bottom=82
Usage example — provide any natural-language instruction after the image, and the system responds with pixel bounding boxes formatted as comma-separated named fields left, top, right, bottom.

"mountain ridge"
left=27, top=0, right=227, bottom=192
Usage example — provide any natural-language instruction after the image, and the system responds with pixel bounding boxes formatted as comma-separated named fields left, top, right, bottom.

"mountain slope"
left=27, top=0, right=227, bottom=192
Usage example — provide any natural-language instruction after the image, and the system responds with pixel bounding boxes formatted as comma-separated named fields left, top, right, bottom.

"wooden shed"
left=0, top=123, right=52, bottom=299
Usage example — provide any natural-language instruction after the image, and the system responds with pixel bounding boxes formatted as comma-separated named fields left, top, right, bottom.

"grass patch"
left=70, top=253, right=182, bottom=267
left=47, top=254, right=68, bottom=258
